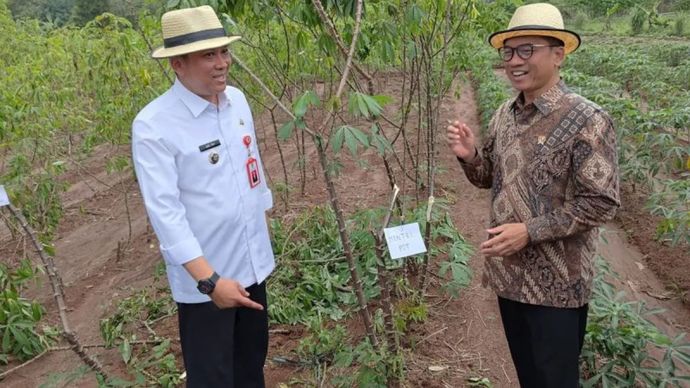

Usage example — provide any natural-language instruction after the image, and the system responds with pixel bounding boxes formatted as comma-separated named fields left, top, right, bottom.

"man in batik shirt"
left=447, top=3, right=619, bottom=387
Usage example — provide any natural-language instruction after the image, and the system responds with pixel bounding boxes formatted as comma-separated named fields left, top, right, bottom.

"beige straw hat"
left=488, top=3, right=581, bottom=54
left=151, top=5, right=241, bottom=59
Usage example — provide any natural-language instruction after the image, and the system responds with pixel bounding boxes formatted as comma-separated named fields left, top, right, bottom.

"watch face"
left=197, top=280, right=214, bottom=294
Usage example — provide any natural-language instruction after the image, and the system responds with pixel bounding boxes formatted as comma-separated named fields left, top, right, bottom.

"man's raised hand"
left=446, top=120, right=477, bottom=162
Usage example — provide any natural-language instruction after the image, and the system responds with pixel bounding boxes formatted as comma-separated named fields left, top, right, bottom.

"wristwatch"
left=197, top=272, right=220, bottom=295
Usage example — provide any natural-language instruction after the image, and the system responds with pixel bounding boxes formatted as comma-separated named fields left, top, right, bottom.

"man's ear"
left=169, top=56, right=185, bottom=76
left=554, top=47, right=565, bottom=68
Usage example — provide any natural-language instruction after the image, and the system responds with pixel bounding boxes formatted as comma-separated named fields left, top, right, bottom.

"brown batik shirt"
left=459, top=80, right=620, bottom=308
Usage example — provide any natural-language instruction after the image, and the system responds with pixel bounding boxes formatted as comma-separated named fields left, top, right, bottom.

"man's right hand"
left=210, top=278, right=264, bottom=310
left=446, top=120, right=477, bottom=162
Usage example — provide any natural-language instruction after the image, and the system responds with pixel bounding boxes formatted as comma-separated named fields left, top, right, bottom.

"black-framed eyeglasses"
left=498, top=43, right=560, bottom=61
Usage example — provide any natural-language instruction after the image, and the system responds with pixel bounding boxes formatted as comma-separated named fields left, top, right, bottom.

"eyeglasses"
left=498, top=43, right=560, bottom=61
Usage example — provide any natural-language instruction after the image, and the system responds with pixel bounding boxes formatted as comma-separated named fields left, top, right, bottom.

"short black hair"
left=503, top=35, right=564, bottom=48
left=543, top=36, right=564, bottom=47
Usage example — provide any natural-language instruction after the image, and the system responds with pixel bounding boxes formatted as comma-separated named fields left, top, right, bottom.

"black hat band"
left=509, top=25, right=561, bottom=31
left=164, top=28, right=227, bottom=48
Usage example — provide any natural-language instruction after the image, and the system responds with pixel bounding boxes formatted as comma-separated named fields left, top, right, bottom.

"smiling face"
left=502, top=35, right=565, bottom=105
left=171, top=46, right=231, bottom=105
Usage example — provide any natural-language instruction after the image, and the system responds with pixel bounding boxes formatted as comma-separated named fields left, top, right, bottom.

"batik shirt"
left=459, top=80, right=620, bottom=308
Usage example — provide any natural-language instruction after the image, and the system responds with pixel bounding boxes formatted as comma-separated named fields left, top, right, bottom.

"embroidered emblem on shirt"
left=209, top=152, right=220, bottom=164
left=199, top=139, right=221, bottom=152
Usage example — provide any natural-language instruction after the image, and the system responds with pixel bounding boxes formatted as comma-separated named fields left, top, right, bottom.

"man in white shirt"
left=131, top=6, right=274, bottom=387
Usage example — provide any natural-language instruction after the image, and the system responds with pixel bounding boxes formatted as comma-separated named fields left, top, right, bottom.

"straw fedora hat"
left=488, top=3, right=581, bottom=54
left=152, top=5, right=241, bottom=59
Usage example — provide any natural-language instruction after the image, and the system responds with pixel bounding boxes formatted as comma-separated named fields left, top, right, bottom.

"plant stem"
left=374, top=185, right=402, bottom=353
left=313, top=135, right=378, bottom=347
left=270, top=108, right=290, bottom=211
left=5, top=204, right=109, bottom=379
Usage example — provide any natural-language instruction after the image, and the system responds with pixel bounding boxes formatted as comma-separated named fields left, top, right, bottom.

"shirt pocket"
left=176, top=142, right=227, bottom=192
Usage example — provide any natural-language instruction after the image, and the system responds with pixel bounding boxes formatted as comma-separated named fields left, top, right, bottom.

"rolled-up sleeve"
left=132, top=120, right=203, bottom=265
left=526, top=112, right=620, bottom=244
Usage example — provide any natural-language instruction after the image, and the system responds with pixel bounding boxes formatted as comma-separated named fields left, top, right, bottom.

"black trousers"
left=498, top=297, right=588, bottom=388
left=177, top=282, right=268, bottom=388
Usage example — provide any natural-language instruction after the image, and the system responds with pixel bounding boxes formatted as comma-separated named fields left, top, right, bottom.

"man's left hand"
left=480, top=223, right=529, bottom=257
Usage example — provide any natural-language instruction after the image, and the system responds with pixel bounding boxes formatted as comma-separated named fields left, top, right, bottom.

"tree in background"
left=660, top=0, right=690, bottom=12
left=574, top=0, right=638, bottom=16
left=108, top=0, right=161, bottom=27
left=8, top=0, right=157, bottom=26
left=70, top=0, right=109, bottom=25
left=8, top=0, right=74, bottom=25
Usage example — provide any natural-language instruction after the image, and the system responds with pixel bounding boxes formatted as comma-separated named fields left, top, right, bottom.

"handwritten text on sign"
left=0, top=185, right=9, bottom=207
left=383, top=222, right=427, bottom=260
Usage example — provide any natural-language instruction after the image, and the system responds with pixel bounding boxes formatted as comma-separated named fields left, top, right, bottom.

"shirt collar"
left=173, top=78, right=230, bottom=117
left=511, top=79, right=568, bottom=116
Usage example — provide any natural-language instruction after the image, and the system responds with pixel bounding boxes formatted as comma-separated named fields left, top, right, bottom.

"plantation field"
left=2, top=73, right=689, bottom=387
left=2, top=0, right=690, bottom=386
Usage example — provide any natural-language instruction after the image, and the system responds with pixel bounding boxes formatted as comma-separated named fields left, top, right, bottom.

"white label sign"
left=0, top=185, right=9, bottom=207
left=383, top=222, right=427, bottom=260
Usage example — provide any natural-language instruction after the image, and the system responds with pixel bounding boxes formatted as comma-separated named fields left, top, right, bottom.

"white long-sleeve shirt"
left=132, top=79, right=274, bottom=303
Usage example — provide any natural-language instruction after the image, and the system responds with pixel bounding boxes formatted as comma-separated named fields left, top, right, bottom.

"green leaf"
left=349, top=126, right=369, bottom=147
left=362, top=95, right=383, bottom=118
left=278, top=120, right=295, bottom=140
left=11, top=326, right=27, bottom=349
left=333, top=349, right=354, bottom=368
left=42, top=243, right=55, bottom=257
left=348, top=93, right=363, bottom=117
left=332, top=126, right=369, bottom=156
left=105, top=377, right=134, bottom=387
left=337, top=126, right=369, bottom=157
left=348, top=92, right=384, bottom=119
left=293, top=90, right=319, bottom=118
left=120, top=339, right=132, bottom=364
left=371, top=94, right=393, bottom=107
left=332, top=126, right=346, bottom=153
left=357, top=94, right=369, bottom=117
left=166, top=0, right=181, bottom=9
left=469, top=3, right=479, bottom=19
left=295, top=118, right=306, bottom=130
left=405, top=4, right=424, bottom=33
left=405, top=40, right=418, bottom=59
left=344, top=130, right=358, bottom=156
left=381, top=40, right=394, bottom=62
left=317, top=34, right=337, bottom=55
left=651, top=333, right=672, bottom=346
left=2, top=329, right=11, bottom=353
left=370, top=124, right=392, bottom=156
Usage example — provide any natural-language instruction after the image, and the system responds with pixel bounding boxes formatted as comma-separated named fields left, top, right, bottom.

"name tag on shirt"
left=199, top=140, right=221, bottom=152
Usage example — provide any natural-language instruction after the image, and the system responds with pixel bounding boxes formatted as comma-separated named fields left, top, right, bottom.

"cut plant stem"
left=5, top=204, right=109, bottom=379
